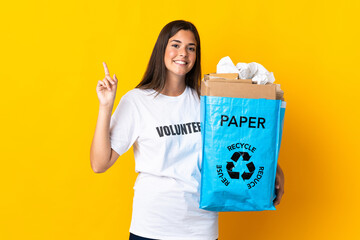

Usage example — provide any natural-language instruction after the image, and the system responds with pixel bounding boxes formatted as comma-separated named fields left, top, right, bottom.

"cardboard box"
left=208, top=73, right=239, bottom=79
left=201, top=73, right=279, bottom=100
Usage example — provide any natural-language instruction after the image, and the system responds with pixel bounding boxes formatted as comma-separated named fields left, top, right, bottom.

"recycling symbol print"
left=226, top=152, right=255, bottom=180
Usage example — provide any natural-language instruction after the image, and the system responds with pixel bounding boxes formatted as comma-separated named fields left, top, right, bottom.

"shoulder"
left=112, top=89, right=150, bottom=119
left=187, top=86, right=200, bottom=102
left=188, top=86, right=199, bottom=96
left=121, top=88, right=156, bottom=102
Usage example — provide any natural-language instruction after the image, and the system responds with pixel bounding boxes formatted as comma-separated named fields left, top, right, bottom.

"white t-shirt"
left=110, top=86, right=218, bottom=240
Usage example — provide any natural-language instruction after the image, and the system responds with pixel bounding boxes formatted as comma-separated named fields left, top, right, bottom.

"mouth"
left=173, top=60, right=188, bottom=65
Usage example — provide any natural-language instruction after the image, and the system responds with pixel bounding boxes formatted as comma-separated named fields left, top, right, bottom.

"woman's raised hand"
left=96, top=62, right=118, bottom=107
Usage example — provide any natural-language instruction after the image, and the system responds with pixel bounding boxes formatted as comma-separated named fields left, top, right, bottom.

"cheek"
left=164, top=49, right=176, bottom=71
left=170, top=50, right=178, bottom=60
left=190, top=53, right=197, bottom=65
left=165, top=48, right=176, bottom=61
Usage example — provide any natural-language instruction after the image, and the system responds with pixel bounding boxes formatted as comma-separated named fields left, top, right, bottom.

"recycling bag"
left=199, top=96, right=286, bottom=212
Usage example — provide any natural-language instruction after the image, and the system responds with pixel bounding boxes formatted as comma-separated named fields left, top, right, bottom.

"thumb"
left=113, top=74, right=118, bottom=82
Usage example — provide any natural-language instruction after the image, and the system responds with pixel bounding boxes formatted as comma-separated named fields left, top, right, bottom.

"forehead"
left=169, top=30, right=197, bottom=45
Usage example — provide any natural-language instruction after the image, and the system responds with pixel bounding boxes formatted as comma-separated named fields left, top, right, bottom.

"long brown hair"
left=136, top=20, right=201, bottom=96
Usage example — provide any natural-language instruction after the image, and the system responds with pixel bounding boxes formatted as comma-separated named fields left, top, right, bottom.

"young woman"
left=90, top=20, right=284, bottom=240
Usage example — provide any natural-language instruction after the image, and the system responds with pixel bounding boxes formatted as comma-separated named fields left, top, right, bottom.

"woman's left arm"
left=273, top=164, right=284, bottom=206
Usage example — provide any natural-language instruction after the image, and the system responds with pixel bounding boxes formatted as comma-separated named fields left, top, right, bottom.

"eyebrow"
left=170, top=39, right=196, bottom=46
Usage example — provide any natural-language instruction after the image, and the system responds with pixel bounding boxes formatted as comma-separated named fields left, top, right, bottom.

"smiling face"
left=164, top=30, right=197, bottom=81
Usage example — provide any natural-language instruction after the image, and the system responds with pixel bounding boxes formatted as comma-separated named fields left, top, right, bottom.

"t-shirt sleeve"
left=109, top=93, right=140, bottom=156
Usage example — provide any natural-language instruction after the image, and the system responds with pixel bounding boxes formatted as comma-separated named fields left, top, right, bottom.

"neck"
left=161, top=73, right=186, bottom=96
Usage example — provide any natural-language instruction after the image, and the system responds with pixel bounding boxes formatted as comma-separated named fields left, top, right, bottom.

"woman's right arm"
left=90, top=62, right=119, bottom=173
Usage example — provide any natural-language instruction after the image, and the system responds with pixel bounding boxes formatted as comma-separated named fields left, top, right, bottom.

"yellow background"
left=1, top=0, right=359, bottom=239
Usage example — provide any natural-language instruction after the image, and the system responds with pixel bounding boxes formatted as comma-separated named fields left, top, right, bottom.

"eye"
left=171, top=44, right=179, bottom=48
left=188, top=47, right=196, bottom=52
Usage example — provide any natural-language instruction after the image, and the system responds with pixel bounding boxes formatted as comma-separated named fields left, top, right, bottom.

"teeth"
left=175, top=61, right=186, bottom=65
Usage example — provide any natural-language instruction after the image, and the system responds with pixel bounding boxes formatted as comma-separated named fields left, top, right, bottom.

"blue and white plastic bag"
left=199, top=96, right=286, bottom=212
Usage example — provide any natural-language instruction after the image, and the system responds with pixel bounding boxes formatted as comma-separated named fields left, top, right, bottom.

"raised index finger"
left=103, top=62, right=110, bottom=76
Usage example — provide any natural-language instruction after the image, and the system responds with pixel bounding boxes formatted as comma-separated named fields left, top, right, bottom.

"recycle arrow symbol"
left=226, top=151, right=255, bottom=180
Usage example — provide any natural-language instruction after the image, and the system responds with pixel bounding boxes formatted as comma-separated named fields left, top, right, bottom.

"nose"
left=179, top=47, right=187, bottom=57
